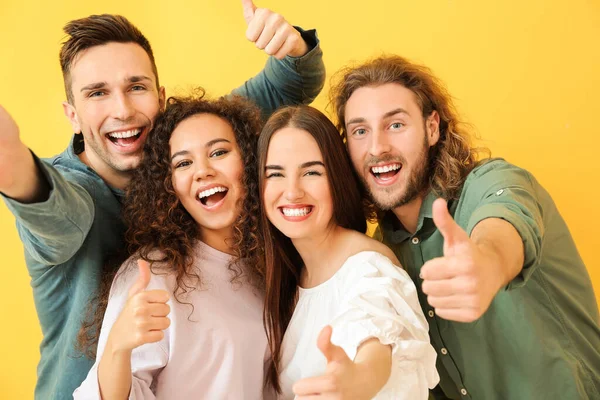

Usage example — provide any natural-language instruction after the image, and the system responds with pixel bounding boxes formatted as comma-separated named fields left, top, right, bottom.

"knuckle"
left=324, top=376, right=338, bottom=392
left=134, top=331, right=145, bottom=345
left=255, top=8, right=267, bottom=18
left=463, top=277, right=477, bottom=293
left=132, top=306, right=145, bottom=317
left=270, top=13, right=283, bottom=24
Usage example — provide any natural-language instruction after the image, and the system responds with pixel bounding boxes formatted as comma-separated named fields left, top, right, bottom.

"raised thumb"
left=432, top=198, right=468, bottom=248
left=128, top=259, right=151, bottom=298
left=241, top=0, right=256, bottom=25
left=317, top=325, right=348, bottom=364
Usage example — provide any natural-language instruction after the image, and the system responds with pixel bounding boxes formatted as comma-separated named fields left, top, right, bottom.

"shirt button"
left=496, top=189, right=504, bottom=196
left=441, top=348, right=448, bottom=355
left=461, top=388, right=468, bottom=396
left=411, top=237, right=420, bottom=244
left=428, top=310, right=435, bottom=318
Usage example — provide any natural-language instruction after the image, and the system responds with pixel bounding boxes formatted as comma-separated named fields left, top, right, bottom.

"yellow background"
left=1, top=0, right=599, bottom=397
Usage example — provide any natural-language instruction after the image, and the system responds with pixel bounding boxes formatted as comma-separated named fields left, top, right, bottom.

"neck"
left=78, top=150, right=131, bottom=190
left=391, top=193, right=426, bottom=234
left=292, top=224, right=345, bottom=288
left=199, top=226, right=235, bottom=256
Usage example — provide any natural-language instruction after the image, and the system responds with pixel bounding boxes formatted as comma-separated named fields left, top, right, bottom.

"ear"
left=426, top=110, right=440, bottom=147
left=62, top=101, right=81, bottom=133
left=158, top=86, right=166, bottom=111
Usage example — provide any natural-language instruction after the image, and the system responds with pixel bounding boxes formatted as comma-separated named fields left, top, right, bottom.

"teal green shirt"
left=377, top=158, right=600, bottom=399
left=1, top=29, right=325, bottom=400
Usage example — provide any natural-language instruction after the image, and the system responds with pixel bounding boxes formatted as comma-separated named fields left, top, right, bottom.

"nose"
left=369, top=128, right=392, bottom=157
left=193, top=159, right=216, bottom=181
left=284, top=176, right=304, bottom=201
left=112, top=92, right=136, bottom=121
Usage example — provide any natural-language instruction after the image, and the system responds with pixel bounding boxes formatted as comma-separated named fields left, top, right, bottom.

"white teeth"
left=198, top=186, right=228, bottom=200
left=371, top=164, right=401, bottom=174
left=281, top=207, right=311, bottom=217
left=108, top=129, right=141, bottom=139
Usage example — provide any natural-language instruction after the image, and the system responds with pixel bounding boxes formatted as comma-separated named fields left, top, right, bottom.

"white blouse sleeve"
left=329, top=252, right=439, bottom=400
left=73, top=260, right=170, bottom=400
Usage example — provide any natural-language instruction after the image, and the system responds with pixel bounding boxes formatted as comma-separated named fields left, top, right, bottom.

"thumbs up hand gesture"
left=241, top=0, right=309, bottom=59
left=421, top=199, right=507, bottom=323
left=107, top=260, right=171, bottom=353
left=293, top=326, right=367, bottom=400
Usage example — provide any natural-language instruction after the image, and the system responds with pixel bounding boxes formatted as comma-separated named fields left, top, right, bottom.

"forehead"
left=267, top=127, right=322, bottom=162
left=345, top=83, right=422, bottom=122
left=69, top=42, right=156, bottom=89
left=169, top=113, right=236, bottom=152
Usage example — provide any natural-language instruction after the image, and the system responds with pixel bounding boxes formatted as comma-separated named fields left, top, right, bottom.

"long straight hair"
left=257, top=105, right=367, bottom=392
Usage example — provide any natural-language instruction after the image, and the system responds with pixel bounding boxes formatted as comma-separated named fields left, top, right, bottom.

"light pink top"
left=74, top=241, right=269, bottom=400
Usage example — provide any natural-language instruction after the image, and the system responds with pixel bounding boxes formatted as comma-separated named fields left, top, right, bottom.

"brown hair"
left=77, top=92, right=264, bottom=358
left=330, top=55, right=490, bottom=201
left=257, top=105, right=367, bottom=392
left=60, top=14, right=159, bottom=104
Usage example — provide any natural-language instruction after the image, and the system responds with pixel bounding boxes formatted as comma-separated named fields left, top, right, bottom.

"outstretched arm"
left=0, top=105, right=49, bottom=203
left=293, top=326, right=392, bottom=400
left=230, top=0, right=326, bottom=119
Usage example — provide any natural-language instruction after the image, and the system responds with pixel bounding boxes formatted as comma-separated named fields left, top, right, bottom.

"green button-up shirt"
left=376, top=158, right=600, bottom=400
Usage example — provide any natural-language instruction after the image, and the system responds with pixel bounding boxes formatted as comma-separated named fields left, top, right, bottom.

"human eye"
left=352, top=128, right=367, bottom=137
left=175, top=160, right=192, bottom=169
left=266, top=172, right=283, bottom=178
left=304, top=170, right=323, bottom=177
left=390, top=122, right=404, bottom=130
left=88, top=91, right=106, bottom=98
left=210, top=149, right=229, bottom=158
left=130, top=84, right=147, bottom=92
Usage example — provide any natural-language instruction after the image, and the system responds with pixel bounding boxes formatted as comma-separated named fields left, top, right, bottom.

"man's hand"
left=0, top=105, right=20, bottom=147
left=0, top=105, right=48, bottom=202
left=242, top=0, right=309, bottom=59
left=421, top=198, right=516, bottom=323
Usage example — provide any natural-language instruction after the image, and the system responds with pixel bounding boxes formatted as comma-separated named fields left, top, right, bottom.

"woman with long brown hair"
left=74, top=94, right=269, bottom=399
left=258, top=105, right=439, bottom=399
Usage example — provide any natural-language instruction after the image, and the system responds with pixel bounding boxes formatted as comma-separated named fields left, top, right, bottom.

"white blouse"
left=74, top=241, right=269, bottom=400
left=279, top=251, right=439, bottom=399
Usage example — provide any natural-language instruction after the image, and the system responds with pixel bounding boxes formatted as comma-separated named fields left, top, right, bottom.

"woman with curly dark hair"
left=74, top=93, right=269, bottom=399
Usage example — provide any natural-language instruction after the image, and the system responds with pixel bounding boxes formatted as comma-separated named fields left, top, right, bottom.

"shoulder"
left=466, top=158, right=537, bottom=188
left=41, top=148, right=106, bottom=195
left=342, top=230, right=400, bottom=266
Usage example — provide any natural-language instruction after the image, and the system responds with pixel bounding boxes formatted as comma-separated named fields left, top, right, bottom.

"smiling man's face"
left=63, top=42, right=165, bottom=179
left=345, top=83, right=439, bottom=210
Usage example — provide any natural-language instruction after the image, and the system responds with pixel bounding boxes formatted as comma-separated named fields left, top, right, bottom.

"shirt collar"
left=379, top=190, right=440, bottom=244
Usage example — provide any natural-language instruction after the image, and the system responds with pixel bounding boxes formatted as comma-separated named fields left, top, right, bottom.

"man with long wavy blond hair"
left=329, top=55, right=600, bottom=399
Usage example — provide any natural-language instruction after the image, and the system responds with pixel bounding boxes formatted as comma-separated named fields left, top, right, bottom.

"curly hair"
left=77, top=91, right=265, bottom=357
left=329, top=55, right=490, bottom=202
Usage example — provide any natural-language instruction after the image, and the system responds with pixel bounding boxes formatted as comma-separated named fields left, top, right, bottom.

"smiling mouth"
left=106, top=128, right=143, bottom=147
left=198, top=186, right=229, bottom=207
left=280, top=206, right=313, bottom=217
left=370, top=163, right=402, bottom=181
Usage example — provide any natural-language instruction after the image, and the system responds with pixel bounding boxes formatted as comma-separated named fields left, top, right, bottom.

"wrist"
left=105, top=335, right=133, bottom=359
left=289, top=40, right=309, bottom=58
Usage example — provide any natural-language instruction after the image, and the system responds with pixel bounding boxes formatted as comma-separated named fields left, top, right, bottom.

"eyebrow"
left=346, top=108, right=410, bottom=126
left=170, top=138, right=231, bottom=161
left=80, top=75, right=153, bottom=92
left=265, top=160, right=325, bottom=170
